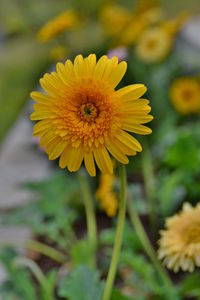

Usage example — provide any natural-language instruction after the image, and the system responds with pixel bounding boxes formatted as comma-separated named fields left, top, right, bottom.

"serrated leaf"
left=58, top=265, right=104, bottom=300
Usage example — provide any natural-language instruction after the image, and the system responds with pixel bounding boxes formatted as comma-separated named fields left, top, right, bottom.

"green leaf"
left=179, top=273, right=200, bottom=299
left=0, top=248, right=37, bottom=300
left=58, top=265, right=104, bottom=300
left=111, top=288, right=132, bottom=300
left=70, top=239, right=94, bottom=267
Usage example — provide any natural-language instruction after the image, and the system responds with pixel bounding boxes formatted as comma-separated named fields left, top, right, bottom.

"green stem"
left=102, top=164, right=127, bottom=300
left=78, top=170, right=97, bottom=268
left=25, top=240, right=66, bottom=263
left=127, top=199, right=174, bottom=296
left=0, top=240, right=66, bottom=263
left=141, top=140, right=156, bottom=231
left=14, top=256, right=55, bottom=300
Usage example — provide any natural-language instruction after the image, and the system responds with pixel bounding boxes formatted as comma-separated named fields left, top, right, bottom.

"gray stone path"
left=0, top=104, right=51, bottom=209
left=0, top=103, right=51, bottom=284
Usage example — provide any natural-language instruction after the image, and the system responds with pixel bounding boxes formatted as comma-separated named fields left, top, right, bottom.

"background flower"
left=158, top=203, right=200, bottom=272
left=169, top=77, right=200, bottom=115
left=96, top=173, right=118, bottom=217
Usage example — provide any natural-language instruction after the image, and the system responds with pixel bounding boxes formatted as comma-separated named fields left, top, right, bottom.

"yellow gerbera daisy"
left=158, top=203, right=200, bottom=272
left=30, top=54, right=153, bottom=176
left=96, top=173, right=118, bottom=217
left=100, top=5, right=131, bottom=37
left=135, top=27, right=172, bottom=63
left=162, top=11, right=189, bottom=37
left=37, top=10, right=79, bottom=43
left=169, top=77, right=200, bottom=115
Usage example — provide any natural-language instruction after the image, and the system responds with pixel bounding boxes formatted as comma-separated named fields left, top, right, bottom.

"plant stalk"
left=78, top=170, right=97, bottom=268
left=102, top=164, right=127, bottom=300
left=127, top=199, right=175, bottom=298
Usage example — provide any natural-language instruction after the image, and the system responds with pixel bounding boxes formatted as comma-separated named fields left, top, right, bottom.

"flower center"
left=79, top=103, right=98, bottom=122
left=182, top=89, right=195, bottom=102
left=145, top=38, right=158, bottom=50
left=184, top=225, right=200, bottom=244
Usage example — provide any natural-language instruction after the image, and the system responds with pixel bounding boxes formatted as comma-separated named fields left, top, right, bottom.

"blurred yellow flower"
left=100, top=5, right=131, bottom=37
left=37, top=10, right=79, bottom=43
left=30, top=54, right=153, bottom=176
left=50, top=46, right=67, bottom=61
left=96, top=173, right=118, bottom=217
left=158, top=203, right=200, bottom=272
left=135, top=27, right=172, bottom=63
left=120, top=17, right=147, bottom=46
left=162, top=11, right=189, bottom=37
left=170, top=77, right=200, bottom=115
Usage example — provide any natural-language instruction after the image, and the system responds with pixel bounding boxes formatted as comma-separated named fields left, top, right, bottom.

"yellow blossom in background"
left=170, top=77, right=200, bottom=115
left=100, top=5, right=131, bottom=37
left=120, top=17, right=147, bottom=46
left=158, top=203, right=200, bottom=272
left=30, top=54, right=153, bottom=176
left=135, top=0, right=160, bottom=14
left=37, top=10, right=79, bottom=43
left=135, top=27, right=172, bottom=63
left=96, top=173, right=118, bottom=217
left=162, top=11, right=189, bottom=37
left=50, top=46, right=67, bottom=61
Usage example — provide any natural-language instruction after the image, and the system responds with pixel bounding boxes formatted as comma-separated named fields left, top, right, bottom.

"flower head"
left=37, top=10, right=79, bottom=43
left=169, top=77, right=200, bottom=115
left=30, top=54, right=153, bottom=176
left=162, top=11, right=189, bottom=37
left=100, top=5, right=131, bottom=37
left=96, top=173, right=118, bottom=217
left=135, top=27, right=172, bottom=63
left=158, top=203, right=200, bottom=272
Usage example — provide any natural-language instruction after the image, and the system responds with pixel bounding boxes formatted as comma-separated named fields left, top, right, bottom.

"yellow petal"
left=49, top=140, right=68, bottom=160
left=46, top=138, right=60, bottom=154
left=33, top=120, right=51, bottom=135
left=106, top=141, right=129, bottom=164
left=116, top=130, right=142, bottom=152
left=74, top=54, right=84, bottom=78
left=59, top=146, right=70, bottom=168
left=30, top=111, right=52, bottom=120
left=30, top=91, right=53, bottom=104
left=56, top=62, right=69, bottom=85
left=84, top=152, right=96, bottom=176
left=93, top=147, right=113, bottom=174
left=86, top=54, right=96, bottom=77
left=94, top=55, right=108, bottom=81
left=112, top=137, right=137, bottom=155
left=67, top=146, right=84, bottom=172
left=122, top=123, right=152, bottom=135
left=116, top=84, right=147, bottom=100
left=109, top=61, right=127, bottom=88
left=125, top=115, right=154, bottom=124
left=102, top=56, right=118, bottom=81
left=40, top=131, right=56, bottom=147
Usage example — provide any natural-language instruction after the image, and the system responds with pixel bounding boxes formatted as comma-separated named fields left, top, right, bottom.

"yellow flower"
left=162, top=11, right=189, bottom=37
left=30, top=54, right=153, bottom=176
left=50, top=46, right=67, bottom=61
left=120, top=17, right=147, bottom=46
left=37, top=10, right=79, bottom=43
left=135, top=27, right=172, bottom=63
left=100, top=5, right=131, bottom=37
left=96, top=173, right=118, bottom=217
left=158, top=203, right=200, bottom=272
left=169, top=77, right=200, bottom=115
